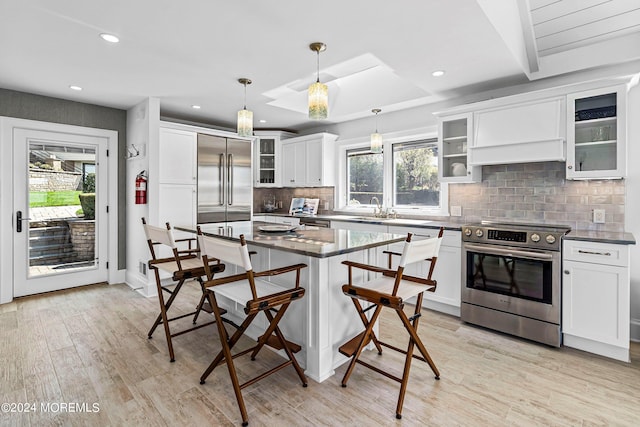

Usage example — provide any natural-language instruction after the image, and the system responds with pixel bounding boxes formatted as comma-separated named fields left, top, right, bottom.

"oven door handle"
left=463, top=243, right=554, bottom=260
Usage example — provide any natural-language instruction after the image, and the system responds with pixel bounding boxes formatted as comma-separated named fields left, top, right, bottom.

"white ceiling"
left=1, top=0, right=638, bottom=132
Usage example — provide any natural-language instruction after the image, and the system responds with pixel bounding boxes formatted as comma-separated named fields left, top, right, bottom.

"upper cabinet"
left=281, top=132, right=338, bottom=187
left=471, top=97, right=565, bottom=166
left=566, top=85, right=626, bottom=179
left=253, top=131, right=295, bottom=187
left=158, top=127, right=197, bottom=185
left=438, top=113, right=481, bottom=183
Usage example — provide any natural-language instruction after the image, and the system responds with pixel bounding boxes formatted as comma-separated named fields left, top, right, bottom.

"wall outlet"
left=593, top=209, right=605, bottom=223
left=450, top=205, right=462, bottom=217
left=139, top=261, right=147, bottom=275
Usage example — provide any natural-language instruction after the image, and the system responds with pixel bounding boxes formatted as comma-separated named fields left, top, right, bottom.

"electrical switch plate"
left=593, top=209, right=605, bottom=223
left=450, top=205, right=462, bottom=216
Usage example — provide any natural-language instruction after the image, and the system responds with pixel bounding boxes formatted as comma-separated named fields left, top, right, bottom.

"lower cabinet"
left=329, top=220, right=462, bottom=316
left=387, top=227, right=461, bottom=317
left=562, top=240, right=630, bottom=362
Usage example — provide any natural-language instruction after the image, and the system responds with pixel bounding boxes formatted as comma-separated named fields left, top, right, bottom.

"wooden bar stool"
left=142, top=218, right=225, bottom=362
left=339, top=227, right=444, bottom=419
left=198, top=232, right=307, bottom=427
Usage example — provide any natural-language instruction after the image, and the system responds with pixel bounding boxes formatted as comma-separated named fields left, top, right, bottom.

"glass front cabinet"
left=566, top=85, right=627, bottom=179
left=438, top=112, right=481, bottom=183
left=253, top=131, right=295, bottom=187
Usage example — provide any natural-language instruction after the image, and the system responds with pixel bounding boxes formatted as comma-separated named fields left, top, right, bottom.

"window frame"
left=337, top=132, right=449, bottom=217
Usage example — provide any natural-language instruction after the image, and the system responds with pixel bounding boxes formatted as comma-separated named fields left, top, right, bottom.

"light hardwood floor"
left=1, top=282, right=638, bottom=426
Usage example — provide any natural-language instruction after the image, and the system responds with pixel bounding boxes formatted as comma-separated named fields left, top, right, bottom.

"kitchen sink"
left=331, top=216, right=432, bottom=226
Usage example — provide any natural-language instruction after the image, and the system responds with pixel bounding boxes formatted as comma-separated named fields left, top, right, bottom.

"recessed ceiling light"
left=259, top=119, right=267, bottom=123
left=432, top=70, right=445, bottom=77
left=100, top=33, right=120, bottom=43
left=69, top=85, right=83, bottom=91
left=191, top=105, right=201, bottom=109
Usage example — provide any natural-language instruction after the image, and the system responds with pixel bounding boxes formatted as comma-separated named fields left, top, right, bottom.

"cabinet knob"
left=564, top=270, right=570, bottom=274
left=567, top=165, right=573, bottom=170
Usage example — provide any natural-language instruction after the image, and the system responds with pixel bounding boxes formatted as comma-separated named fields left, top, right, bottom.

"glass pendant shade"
left=237, top=108, right=253, bottom=137
left=370, top=132, right=383, bottom=153
left=308, top=81, right=328, bottom=119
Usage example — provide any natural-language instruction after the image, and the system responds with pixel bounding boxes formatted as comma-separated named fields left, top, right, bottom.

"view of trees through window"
left=394, top=140, right=439, bottom=206
left=347, top=139, right=440, bottom=208
left=347, top=149, right=383, bottom=205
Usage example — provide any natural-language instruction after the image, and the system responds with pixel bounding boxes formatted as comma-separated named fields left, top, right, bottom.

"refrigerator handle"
left=219, top=153, right=225, bottom=205
left=227, top=153, right=233, bottom=206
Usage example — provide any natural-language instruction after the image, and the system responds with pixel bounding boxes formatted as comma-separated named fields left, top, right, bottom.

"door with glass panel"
left=13, top=128, right=108, bottom=297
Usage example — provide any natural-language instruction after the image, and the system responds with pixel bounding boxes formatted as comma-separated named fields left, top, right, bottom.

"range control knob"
left=545, top=234, right=556, bottom=244
left=464, top=228, right=472, bottom=237
left=475, top=229, right=484, bottom=238
left=530, top=233, right=540, bottom=243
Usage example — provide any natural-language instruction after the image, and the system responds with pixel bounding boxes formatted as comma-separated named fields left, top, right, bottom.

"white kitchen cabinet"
left=470, top=97, right=566, bottom=166
left=388, top=226, right=461, bottom=316
left=562, top=239, right=630, bottom=362
left=281, top=132, right=338, bottom=187
left=253, top=131, right=295, bottom=187
left=436, top=113, right=481, bottom=183
left=158, top=127, right=197, bottom=185
left=566, top=85, right=627, bottom=179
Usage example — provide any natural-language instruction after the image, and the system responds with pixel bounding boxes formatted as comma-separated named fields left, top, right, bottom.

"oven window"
left=466, top=252, right=553, bottom=304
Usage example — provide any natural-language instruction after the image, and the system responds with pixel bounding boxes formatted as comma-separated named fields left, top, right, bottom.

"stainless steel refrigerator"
left=197, top=134, right=252, bottom=223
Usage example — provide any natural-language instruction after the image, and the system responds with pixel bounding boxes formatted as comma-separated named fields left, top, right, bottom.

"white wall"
left=625, top=81, right=640, bottom=341
left=125, top=98, right=159, bottom=295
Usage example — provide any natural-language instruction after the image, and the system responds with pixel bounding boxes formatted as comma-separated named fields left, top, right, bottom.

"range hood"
left=468, top=97, right=567, bottom=166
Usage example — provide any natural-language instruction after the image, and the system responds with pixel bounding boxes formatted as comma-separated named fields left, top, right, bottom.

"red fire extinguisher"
left=135, top=171, right=147, bottom=205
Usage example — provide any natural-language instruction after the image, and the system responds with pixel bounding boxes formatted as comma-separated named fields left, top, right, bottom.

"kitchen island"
left=176, top=221, right=405, bottom=382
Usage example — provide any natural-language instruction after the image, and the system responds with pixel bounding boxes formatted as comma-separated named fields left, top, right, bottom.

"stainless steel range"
left=461, top=221, right=571, bottom=347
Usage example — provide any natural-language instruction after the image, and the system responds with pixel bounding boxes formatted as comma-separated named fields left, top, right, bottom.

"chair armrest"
left=342, top=260, right=395, bottom=275
left=382, top=250, right=402, bottom=257
left=204, top=272, right=249, bottom=287
left=397, top=275, right=437, bottom=289
left=341, top=284, right=403, bottom=309
left=254, top=263, right=307, bottom=277
left=176, top=248, right=199, bottom=255
left=245, top=287, right=306, bottom=314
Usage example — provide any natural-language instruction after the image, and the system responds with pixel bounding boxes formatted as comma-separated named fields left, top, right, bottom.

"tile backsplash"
left=449, top=162, right=625, bottom=232
left=254, top=187, right=335, bottom=215
left=252, top=162, right=625, bottom=232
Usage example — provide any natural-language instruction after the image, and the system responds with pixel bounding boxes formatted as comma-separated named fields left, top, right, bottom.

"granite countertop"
left=256, top=213, right=462, bottom=231
left=176, top=221, right=406, bottom=258
left=255, top=213, right=636, bottom=244
left=564, top=230, right=636, bottom=245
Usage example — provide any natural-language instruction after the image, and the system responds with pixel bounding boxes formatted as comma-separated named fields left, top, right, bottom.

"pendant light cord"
left=243, top=82, right=247, bottom=110
left=316, top=51, right=320, bottom=83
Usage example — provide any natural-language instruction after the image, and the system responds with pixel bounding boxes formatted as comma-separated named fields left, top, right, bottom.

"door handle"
left=227, top=153, right=233, bottom=206
left=16, top=210, right=32, bottom=232
left=219, top=153, right=225, bottom=205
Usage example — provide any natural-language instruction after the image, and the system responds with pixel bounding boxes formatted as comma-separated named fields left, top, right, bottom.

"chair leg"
left=253, top=307, right=307, bottom=387
left=148, top=277, right=186, bottom=338
left=397, top=306, right=440, bottom=378
left=341, top=304, right=384, bottom=387
left=351, top=298, right=383, bottom=355
left=150, top=272, right=185, bottom=362
left=200, top=291, right=253, bottom=426
left=192, top=277, right=207, bottom=324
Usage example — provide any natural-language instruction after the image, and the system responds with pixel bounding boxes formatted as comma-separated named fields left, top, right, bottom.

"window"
left=393, top=140, right=439, bottom=207
left=343, top=137, right=445, bottom=214
left=346, top=148, right=383, bottom=206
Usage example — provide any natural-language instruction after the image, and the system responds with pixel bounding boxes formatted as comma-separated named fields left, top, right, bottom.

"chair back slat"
left=143, top=223, right=176, bottom=249
left=399, top=234, right=443, bottom=267
left=199, top=234, right=253, bottom=271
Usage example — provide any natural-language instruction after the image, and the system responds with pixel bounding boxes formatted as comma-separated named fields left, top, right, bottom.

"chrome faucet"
left=370, top=196, right=383, bottom=217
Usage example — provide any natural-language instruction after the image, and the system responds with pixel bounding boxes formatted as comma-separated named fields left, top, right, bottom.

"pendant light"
left=370, top=109, right=383, bottom=153
left=237, top=78, right=253, bottom=137
left=308, top=42, right=328, bottom=120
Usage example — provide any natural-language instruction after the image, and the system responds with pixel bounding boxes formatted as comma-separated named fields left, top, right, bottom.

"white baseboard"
left=125, top=270, right=155, bottom=297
